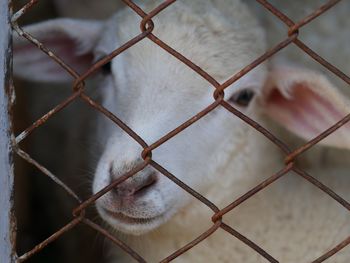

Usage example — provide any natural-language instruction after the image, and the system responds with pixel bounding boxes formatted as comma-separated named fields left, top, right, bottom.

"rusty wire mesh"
left=10, top=0, right=350, bottom=262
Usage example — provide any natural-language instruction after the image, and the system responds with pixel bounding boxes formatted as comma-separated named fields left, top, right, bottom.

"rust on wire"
left=143, top=100, right=222, bottom=158
left=80, top=93, right=149, bottom=149
left=16, top=217, right=83, bottom=262
left=73, top=159, right=150, bottom=217
left=292, top=167, right=350, bottom=211
left=159, top=221, right=222, bottom=263
left=287, top=0, right=341, bottom=35
left=10, top=0, right=350, bottom=262
left=218, top=33, right=298, bottom=93
left=293, top=39, right=350, bottom=85
left=311, top=236, right=350, bottom=263
left=220, top=100, right=291, bottom=154
left=285, top=113, right=350, bottom=164
left=211, top=163, right=294, bottom=222
left=15, top=147, right=82, bottom=203
left=255, top=0, right=294, bottom=27
left=82, top=219, right=147, bottom=263
left=150, top=160, right=220, bottom=213
left=74, top=29, right=153, bottom=88
left=15, top=91, right=82, bottom=144
left=220, top=223, right=279, bottom=263
left=12, top=0, right=81, bottom=81
left=123, top=0, right=221, bottom=89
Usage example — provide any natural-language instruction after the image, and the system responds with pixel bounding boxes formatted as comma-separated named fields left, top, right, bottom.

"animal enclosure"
left=2, top=0, right=350, bottom=262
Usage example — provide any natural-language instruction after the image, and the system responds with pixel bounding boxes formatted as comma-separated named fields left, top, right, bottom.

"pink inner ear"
left=15, top=37, right=93, bottom=79
left=44, top=38, right=94, bottom=74
left=265, top=84, right=345, bottom=140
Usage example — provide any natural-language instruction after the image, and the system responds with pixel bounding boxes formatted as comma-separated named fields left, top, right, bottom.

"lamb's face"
left=92, top=4, right=267, bottom=235
left=12, top=0, right=266, bottom=235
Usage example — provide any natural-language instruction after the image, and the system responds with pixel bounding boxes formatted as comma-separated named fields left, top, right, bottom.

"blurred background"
left=12, top=1, right=123, bottom=262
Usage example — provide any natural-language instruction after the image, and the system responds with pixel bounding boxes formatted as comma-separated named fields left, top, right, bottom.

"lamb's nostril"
left=134, top=173, right=157, bottom=195
left=110, top=167, right=158, bottom=198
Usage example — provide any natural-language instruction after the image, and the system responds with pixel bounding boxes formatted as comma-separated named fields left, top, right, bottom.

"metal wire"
left=10, top=0, right=350, bottom=262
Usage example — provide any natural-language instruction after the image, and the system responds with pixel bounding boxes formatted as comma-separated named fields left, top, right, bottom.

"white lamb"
left=13, top=0, right=350, bottom=262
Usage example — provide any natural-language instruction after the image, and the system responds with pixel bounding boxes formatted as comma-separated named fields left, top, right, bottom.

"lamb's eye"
left=229, top=89, right=255, bottom=107
left=101, top=61, right=112, bottom=75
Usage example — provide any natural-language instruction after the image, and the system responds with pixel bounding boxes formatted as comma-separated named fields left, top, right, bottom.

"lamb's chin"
left=98, top=206, right=172, bottom=235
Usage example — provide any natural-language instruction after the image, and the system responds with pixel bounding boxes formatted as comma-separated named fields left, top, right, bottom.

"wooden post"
left=0, top=0, right=16, bottom=262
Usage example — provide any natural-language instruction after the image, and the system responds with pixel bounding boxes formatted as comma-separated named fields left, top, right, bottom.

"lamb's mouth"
left=103, top=208, right=163, bottom=225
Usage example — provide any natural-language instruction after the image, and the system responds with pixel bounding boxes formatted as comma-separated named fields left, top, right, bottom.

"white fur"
left=13, top=0, right=350, bottom=262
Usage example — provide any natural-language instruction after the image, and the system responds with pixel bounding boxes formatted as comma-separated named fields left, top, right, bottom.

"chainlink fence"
left=8, top=0, right=350, bottom=262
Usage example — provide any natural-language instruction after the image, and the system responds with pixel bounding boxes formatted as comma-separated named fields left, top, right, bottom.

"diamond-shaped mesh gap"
left=10, top=0, right=350, bottom=262
left=222, top=171, right=350, bottom=262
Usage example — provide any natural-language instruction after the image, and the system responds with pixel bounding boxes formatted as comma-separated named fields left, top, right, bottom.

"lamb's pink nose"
left=110, top=165, right=157, bottom=198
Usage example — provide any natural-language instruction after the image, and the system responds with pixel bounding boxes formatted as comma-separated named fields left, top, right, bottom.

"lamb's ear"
left=13, top=18, right=103, bottom=82
left=261, top=66, right=350, bottom=149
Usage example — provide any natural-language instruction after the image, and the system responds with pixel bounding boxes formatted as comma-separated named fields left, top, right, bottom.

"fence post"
left=0, top=0, right=16, bottom=262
